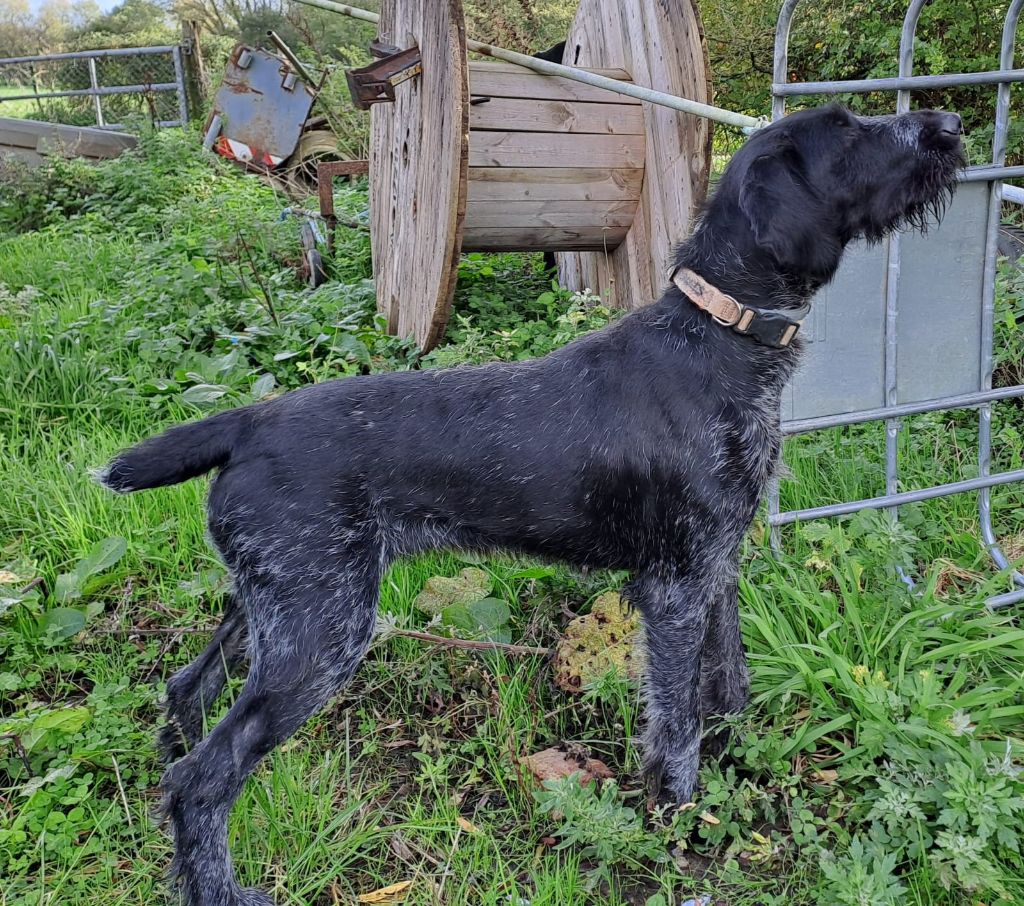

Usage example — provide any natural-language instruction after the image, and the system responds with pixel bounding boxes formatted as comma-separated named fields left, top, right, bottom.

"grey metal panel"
left=781, top=240, right=888, bottom=420
left=782, top=183, right=989, bottom=421
left=208, top=45, right=315, bottom=161
left=897, top=182, right=989, bottom=402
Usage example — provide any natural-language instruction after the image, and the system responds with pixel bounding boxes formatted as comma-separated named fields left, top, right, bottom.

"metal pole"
left=171, top=45, right=189, bottom=126
left=766, top=0, right=802, bottom=548
left=87, top=56, right=104, bottom=128
left=768, top=467, right=1024, bottom=526
left=978, top=0, right=1024, bottom=592
left=292, top=0, right=765, bottom=132
left=267, top=30, right=317, bottom=87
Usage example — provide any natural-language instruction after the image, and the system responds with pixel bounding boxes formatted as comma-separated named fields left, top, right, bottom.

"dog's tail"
left=94, top=408, right=247, bottom=493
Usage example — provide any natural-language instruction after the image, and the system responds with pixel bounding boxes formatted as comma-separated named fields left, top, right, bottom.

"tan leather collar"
left=670, top=267, right=806, bottom=348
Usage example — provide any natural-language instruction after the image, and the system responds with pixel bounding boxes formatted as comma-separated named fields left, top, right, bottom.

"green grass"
left=2, top=129, right=1024, bottom=906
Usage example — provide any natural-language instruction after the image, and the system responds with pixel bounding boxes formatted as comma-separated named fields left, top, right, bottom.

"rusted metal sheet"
left=205, top=44, right=317, bottom=167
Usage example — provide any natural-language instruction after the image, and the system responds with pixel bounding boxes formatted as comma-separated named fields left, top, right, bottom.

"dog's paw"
left=235, top=887, right=276, bottom=906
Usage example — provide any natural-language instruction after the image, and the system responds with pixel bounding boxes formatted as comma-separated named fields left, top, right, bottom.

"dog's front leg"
left=631, top=566, right=716, bottom=804
left=699, top=574, right=750, bottom=754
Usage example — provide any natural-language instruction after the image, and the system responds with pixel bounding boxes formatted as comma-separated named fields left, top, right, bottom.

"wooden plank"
left=471, top=61, right=632, bottom=79
left=464, top=198, right=637, bottom=228
left=0, top=117, right=136, bottom=160
left=0, top=146, right=46, bottom=166
left=470, top=97, right=644, bottom=134
left=467, top=166, right=643, bottom=202
left=370, top=0, right=468, bottom=350
left=469, top=61, right=639, bottom=104
left=469, top=131, right=644, bottom=168
left=462, top=226, right=628, bottom=252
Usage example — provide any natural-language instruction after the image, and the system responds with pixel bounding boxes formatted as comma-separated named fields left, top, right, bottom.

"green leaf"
left=181, top=383, right=229, bottom=404
left=54, top=537, right=126, bottom=602
left=20, top=763, right=77, bottom=798
left=441, top=597, right=510, bottom=642
left=23, top=706, right=91, bottom=752
left=251, top=372, right=276, bottom=398
left=75, top=536, right=126, bottom=580
left=40, top=607, right=86, bottom=641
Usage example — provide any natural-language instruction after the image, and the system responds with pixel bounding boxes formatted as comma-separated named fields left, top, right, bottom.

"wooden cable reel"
left=370, top=0, right=713, bottom=350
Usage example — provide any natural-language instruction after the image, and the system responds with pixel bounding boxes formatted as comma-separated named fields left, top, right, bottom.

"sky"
left=26, top=0, right=124, bottom=13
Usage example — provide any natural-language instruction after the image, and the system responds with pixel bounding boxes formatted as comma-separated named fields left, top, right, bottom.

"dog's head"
left=719, top=103, right=965, bottom=283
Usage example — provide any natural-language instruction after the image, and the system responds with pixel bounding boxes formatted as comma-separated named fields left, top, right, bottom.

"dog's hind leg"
left=699, top=575, right=750, bottom=755
left=160, top=561, right=379, bottom=906
left=631, top=556, right=733, bottom=804
left=159, top=594, right=249, bottom=764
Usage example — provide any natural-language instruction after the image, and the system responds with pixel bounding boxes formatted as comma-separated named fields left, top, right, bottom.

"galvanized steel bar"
left=292, top=0, right=764, bottom=131
left=772, top=0, right=801, bottom=121
left=0, top=46, right=177, bottom=65
left=0, top=83, right=179, bottom=103
left=87, top=57, right=104, bottom=127
left=768, top=468, right=1024, bottom=526
left=987, top=586, right=1024, bottom=610
left=978, top=0, right=1024, bottom=592
left=774, top=68, right=1024, bottom=96
left=171, top=45, right=189, bottom=125
left=963, top=164, right=1024, bottom=182
left=766, top=0, right=801, bottom=548
left=782, top=384, right=1024, bottom=435
left=879, top=0, right=929, bottom=521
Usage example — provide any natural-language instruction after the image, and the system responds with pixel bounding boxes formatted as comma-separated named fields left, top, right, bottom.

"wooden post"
left=180, top=20, right=208, bottom=121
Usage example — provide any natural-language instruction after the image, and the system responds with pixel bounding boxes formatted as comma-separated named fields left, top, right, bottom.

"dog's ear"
left=738, top=138, right=843, bottom=280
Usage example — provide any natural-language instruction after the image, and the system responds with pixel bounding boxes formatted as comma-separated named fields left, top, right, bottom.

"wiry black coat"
left=98, top=103, right=963, bottom=906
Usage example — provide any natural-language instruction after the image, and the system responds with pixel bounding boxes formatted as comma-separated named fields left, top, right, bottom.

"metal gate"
left=770, top=0, right=1024, bottom=607
left=0, top=45, right=188, bottom=131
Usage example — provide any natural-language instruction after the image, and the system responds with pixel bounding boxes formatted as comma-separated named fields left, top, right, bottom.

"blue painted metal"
left=206, top=44, right=317, bottom=164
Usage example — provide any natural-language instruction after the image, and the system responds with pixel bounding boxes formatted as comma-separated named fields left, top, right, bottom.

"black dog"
left=97, top=104, right=963, bottom=906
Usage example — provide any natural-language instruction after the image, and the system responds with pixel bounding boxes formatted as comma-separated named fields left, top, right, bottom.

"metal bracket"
left=345, top=43, right=422, bottom=109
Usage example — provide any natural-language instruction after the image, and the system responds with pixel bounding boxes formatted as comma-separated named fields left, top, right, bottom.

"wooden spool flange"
left=555, top=0, right=714, bottom=309
left=369, top=0, right=468, bottom=349
left=368, top=0, right=711, bottom=350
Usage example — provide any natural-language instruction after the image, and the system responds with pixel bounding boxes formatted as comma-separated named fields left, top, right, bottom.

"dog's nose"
left=937, top=112, right=963, bottom=135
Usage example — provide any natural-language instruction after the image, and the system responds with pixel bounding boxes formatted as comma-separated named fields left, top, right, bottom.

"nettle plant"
left=531, top=512, right=1024, bottom=901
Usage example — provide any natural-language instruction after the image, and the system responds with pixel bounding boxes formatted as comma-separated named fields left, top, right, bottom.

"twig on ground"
left=110, top=754, right=134, bottom=827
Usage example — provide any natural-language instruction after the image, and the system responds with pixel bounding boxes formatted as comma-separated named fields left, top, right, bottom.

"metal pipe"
left=772, top=0, right=801, bottom=120
left=0, top=83, right=179, bottom=103
left=963, top=164, right=1024, bottom=182
left=766, top=0, right=801, bottom=542
left=292, top=0, right=764, bottom=132
left=987, top=587, right=1024, bottom=610
left=1002, top=184, right=1024, bottom=205
left=782, top=384, right=1024, bottom=435
left=171, top=45, right=189, bottom=126
left=774, top=68, right=1024, bottom=96
left=978, top=0, right=1024, bottom=591
left=878, top=0, right=929, bottom=522
left=768, top=468, right=1024, bottom=526
left=0, top=46, right=177, bottom=65
left=267, top=30, right=317, bottom=87
left=87, top=57, right=104, bottom=127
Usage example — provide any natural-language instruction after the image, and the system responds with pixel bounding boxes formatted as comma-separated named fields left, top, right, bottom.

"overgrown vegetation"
left=2, top=120, right=1023, bottom=906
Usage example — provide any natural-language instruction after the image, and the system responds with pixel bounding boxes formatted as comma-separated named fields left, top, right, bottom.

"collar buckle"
left=670, top=267, right=806, bottom=349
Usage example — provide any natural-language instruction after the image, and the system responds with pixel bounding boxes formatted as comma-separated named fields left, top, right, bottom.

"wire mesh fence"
left=0, top=46, right=187, bottom=131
